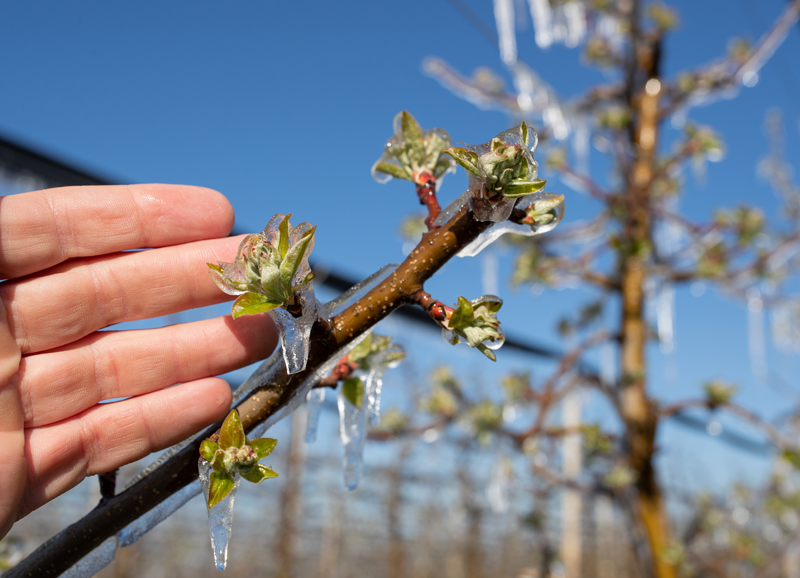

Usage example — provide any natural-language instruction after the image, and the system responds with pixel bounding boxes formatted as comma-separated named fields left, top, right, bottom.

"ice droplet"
left=199, top=459, right=241, bottom=571
left=338, top=384, right=366, bottom=490
left=269, top=284, right=318, bottom=375
left=305, top=388, right=326, bottom=443
left=458, top=192, right=565, bottom=257
left=60, top=536, right=118, bottom=578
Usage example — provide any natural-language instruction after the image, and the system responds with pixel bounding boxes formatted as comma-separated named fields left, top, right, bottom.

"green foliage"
left=444, top=122, right=545, bottom=200
left=208, top=213, right=316, bottom=318
left=715, top=206, right=765, bottom=246
left=511, top=244, right=555, bottom=286
left=597, top=106, right=632, bottom=130
left=519, top=194, right=565, bottom=231
left=647, top=2, right=679, bottom=32
left=703, top=379, right=737, bottom=409
left=443, top=296, right=504, bottom=361
left=372, top=110, right=455, bottom=184
left=200, top=409, right=278, bottom=509
left=347, top=333, right=406, bottom=370
left=697, top=241, right=728, bottom=278
left=342, top=376, right=365, bottom=408
left=501, top=372, right=532, bottom=404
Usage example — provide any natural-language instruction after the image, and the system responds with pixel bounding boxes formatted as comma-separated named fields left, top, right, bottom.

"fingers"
left=18, top=313, right=277, bottom=428
left=2, top=235, right=247, bottom=354
left=19, top=377, right=232, bottom=519
left=0, top=184, right=235, bottom=280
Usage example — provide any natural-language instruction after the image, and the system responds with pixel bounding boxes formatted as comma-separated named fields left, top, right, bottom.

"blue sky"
left=1, top=0, right=800, bottom=493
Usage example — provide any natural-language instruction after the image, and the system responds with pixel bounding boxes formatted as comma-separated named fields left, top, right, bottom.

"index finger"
left=0, top=184, right=235, bottom=279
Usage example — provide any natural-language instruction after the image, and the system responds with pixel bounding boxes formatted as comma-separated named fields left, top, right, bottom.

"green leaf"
left=449, top=296, right=474, bottom=328
left=433, top=155, right=454, bottom=179
left=443, top=147, right=482, bottom=178
left=207, top=263, right=248, bottom=294
left=373, top=162, right=411, bottom=181
left=250, top=438, right=278, bottom=460
left=219, top=409, right=246, bottom=449
left=521, top=122, right=531, bottom=149
left=401, top=111, right=424, bottom=157
left=280, top=227, right=316, bottom=287
left=502, top=179, right=547, bottom=198
left=477, top=343, right=497, bottom=362
left=207, top=471, right=235, bottom=509
left=278, top=213, right=292, bottom=259
left=342, top=377, right=364, bottom=408
left=240, top=464, right=279, bottom=484
left=200, top=439, right=219, bottom=463
left=348, top=334, right=373, bottom=363
left=232, top=292, right=281, bottom=319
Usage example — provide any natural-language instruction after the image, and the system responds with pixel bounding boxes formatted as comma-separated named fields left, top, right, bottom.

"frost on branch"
left=208, top=213, right=318, bottom=374
left=444, top=122, right=545, bottom=222
left=198, top=410, right=278, bottom=570
left=371, top=110, right=456, bottom=187
left=442, top=295, right=505, bottom=361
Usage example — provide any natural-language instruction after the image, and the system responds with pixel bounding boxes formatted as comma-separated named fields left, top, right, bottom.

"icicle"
left=199, top=459, right=241, bottom=571
left=364, top=344, right=405, bottom=427
left=494, top=0, right=517, bottom=65
left=487, top=457, right=511, bottom=514
left=305, top=388, right=326, bottom=443
left=338, top=382, right=367, bottom=490
left=269, top=285, right=318, bottom=375
left=737, top=1, right=800, bottom=87
left=563, top=0, right=586, bottom=48
left=600, top=336, right=615, bottom=385
left=571, top=112, right=590, bottom=174
left=656, top=281, right=675, bottom=354
left=59, top=537, right=118, bottom=578
left=747, top=287, right=767, bottom=382
left=551, top=2, right=568, bottom=45
left=527, top=0, right=553, bottom=48
left=458, top=192, right=565, bottom=257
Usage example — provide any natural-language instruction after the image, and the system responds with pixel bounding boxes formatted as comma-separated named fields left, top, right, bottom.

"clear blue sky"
left=1, top=0, right=799, bottom=492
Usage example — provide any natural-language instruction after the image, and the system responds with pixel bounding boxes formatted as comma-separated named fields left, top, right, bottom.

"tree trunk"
left=619, top=51, right=675, bottom=578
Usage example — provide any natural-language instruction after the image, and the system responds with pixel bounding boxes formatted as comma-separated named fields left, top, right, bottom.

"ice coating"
left=60, top=536, right=118, bottom=578
left=371, top=111, right=456, bottom=188
left=433, top=189, right=471, bottom=227
left=117, top=479, right=200, bottom=547
left=458, top=192, right=566, bottom=257
left=442, top=294, right=505, bottom=355
left=110, top=264, right=395, bottom=569
left=269, top=285, right=318, bottom=374
left=199, top=458, right=241, bottom=571
left=364, top=344, right=405, bottom=427
left=304, top=388, right=326, bottom=443
left=338, top=383, right=367, bottom=491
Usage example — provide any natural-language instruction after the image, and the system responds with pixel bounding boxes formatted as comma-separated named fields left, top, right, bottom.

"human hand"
left=0, top=184, right=277, bottom=539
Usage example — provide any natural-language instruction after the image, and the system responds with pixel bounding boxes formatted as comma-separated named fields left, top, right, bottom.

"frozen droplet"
left=199, top=459, right=240, bottom=571
left=269, top=285, right=318, bottom=375
left=459, top=192, right=565, bottom=257
left=363, top=344, right=404, bottom=427
left=60, top=536, right=118, bottom=578
left=338, top=385, right=366, bottom=491
left=305, top=388, right=326, bottom=443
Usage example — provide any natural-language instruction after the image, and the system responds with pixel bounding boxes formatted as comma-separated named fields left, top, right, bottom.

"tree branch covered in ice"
left=7, top=112, right=564, bottom=578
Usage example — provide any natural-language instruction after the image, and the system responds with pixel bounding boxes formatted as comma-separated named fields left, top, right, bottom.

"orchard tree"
left=7, top=1, right=800, bottom=578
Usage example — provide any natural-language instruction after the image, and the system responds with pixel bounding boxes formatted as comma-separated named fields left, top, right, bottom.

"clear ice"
left=117, top=479, right=200, bottom=547
left=458, top=192, right=565, bottom=257
left=493, top=0, right=517, bottom=65
left=304, top=388, right=326, bottom=443
left=269, top=284, right=318, bottom=375
left=338, top=382, right=367, bottom=491
left=364, top=344, right=405, bottom=427
left=62, top=265, right=398, bottom=573
left=199, top=458, right=241, bottom=571
left=59, top=536, right=118, bottom=578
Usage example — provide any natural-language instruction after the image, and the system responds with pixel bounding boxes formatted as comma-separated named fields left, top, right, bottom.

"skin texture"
left=0, top=184, right=278, bottom=538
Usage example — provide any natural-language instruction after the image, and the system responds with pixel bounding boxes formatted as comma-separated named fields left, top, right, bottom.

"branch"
left=9, top=202, right=494, bottom=577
